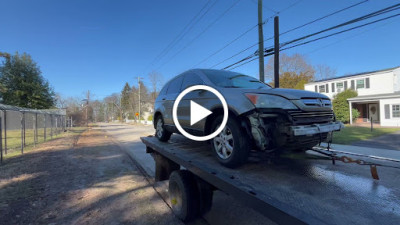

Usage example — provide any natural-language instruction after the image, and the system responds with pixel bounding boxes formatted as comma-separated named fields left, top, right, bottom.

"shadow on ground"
left=0, top=129, right=182, bottom=225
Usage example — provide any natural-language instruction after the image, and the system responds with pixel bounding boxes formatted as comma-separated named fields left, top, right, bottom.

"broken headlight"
left=245, top=93, right=298, bottom=109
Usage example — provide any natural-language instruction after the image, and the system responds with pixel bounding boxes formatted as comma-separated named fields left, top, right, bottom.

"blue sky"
left=1, top=0, right=399, bottom=100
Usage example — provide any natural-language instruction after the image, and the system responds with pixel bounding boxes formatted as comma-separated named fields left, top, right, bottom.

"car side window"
left=159, top=83, right=169, bottom=96
left=166, top=75, right=184, bottom=94
left=181, top=73, right=204, bottom=89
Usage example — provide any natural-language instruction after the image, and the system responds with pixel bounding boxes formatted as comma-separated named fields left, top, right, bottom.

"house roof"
left=309, top=66, right=400, bottom=84
left=347, top=92, right=400, bottom=102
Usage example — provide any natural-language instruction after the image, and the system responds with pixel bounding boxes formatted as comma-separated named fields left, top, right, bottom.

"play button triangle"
left=190, top=100, right=212, bottom=126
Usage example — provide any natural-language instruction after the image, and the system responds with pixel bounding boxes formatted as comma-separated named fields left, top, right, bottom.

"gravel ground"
left=0, top=127, right=182, bottom=225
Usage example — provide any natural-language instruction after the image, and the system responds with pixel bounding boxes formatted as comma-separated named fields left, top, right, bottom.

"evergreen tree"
left=121, top=82, right=131, bottom=117
left=0, top=52, right=55, bottom=108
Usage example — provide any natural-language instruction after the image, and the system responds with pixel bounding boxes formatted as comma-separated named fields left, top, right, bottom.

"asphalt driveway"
left=351, top=130, right=400, bottom=151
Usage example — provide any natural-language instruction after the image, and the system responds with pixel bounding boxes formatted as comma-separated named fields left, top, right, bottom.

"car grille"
left=301, top=98, right=332, bottom=108
left=288, top=111, right=334, bottom=125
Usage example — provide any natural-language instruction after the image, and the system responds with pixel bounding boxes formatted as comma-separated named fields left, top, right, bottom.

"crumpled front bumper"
left=291, top=121, right=344, bottom=136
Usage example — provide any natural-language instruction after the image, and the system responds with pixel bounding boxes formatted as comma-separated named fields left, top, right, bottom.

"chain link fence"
left=0, top=103, right=68, bottom=163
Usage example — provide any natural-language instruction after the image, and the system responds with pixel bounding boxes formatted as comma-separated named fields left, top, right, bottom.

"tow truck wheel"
left=210, top=116, right=250, bottom=168
left=155, top=115, right=172, bottom=142
left=169, top=170, right=200, bottom=222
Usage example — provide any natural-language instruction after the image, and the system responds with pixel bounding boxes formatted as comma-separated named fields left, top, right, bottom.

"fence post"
left=50, top=115, right=53, bottom=139
left=33, top=114, right=35, bottom=147
left=3, top=110, right=6, bottom=155
left=21, top=112, right=24, bottom=154
left=35, top=113, right=38, bottom=145
left=1, top=116, right=3, bottom=163
left=371, top=117, right=373, bottom=132
left=23, top=112, right=26, bottom=147
left=44, top=115, right=47, bottom=141
left=56, top=116, right=58, bottom=135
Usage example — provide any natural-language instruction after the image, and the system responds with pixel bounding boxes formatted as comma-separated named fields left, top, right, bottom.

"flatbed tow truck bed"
left=141, top=135, right=400, bottom=225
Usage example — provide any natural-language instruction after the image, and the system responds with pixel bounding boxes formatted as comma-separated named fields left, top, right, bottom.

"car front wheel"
left=210, top=116, right=250, bottom=168
left=155, top=115, right=172, bottom=142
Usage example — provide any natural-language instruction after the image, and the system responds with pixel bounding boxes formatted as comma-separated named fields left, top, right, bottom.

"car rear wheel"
left=155, top=115, right=172, bottom=142
left=210, top=116, right=249, bottom=168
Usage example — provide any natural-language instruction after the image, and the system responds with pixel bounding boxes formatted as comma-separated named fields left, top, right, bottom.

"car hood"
left=223, top=88, right=329, bottom=100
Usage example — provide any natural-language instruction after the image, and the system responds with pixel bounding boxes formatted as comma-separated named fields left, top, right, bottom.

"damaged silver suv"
left=153, top=69, right=343, bottom=168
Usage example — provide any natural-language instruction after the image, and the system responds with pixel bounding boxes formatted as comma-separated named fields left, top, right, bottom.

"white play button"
left=173, top=85, right=228, bottom=141
left=190, top=100, right=212, bottom=126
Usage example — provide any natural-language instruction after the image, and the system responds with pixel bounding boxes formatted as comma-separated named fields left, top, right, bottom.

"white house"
left=304, top=66, right=400, bottom=127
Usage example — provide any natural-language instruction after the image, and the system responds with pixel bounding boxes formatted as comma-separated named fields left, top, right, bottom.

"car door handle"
left=162, top=98, right=166, bottom=100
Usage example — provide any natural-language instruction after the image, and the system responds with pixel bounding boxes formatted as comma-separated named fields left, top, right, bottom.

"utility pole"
left=274, top=16, right=280, bottom=88
left=258, top=0, right=265, bottom=82
left=135, top=76, right=143, bottom=123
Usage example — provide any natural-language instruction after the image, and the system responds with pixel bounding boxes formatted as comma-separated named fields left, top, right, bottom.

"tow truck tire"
left=169, top=170, right=200, bottom=222
left=210, top=116, right=250, bottom=168
left=155, top=115, right=172, bottom=142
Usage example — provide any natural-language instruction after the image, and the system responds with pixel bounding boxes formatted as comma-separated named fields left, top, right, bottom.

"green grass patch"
left=2, top=127, right=86, bottom=159
left=332, top=125, right=400, bottom=145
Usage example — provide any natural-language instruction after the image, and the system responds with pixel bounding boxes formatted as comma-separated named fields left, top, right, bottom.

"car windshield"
left=202, top=70, right=271, bottom=89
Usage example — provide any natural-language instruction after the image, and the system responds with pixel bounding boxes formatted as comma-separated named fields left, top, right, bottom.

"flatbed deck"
left=141, top=135, right=400, bottom=225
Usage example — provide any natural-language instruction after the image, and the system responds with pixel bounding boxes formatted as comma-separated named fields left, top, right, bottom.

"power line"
left=279, top=0, right=369, bottom=38
left=210, top=43, right=258, bottom=68
left=156, top=0, right=242, bottom=70
left=148, top=0, right=217, bottom=68
left=304, top=19, right=398, bottom=55
left=251, top=0, right=278, bottom=14
left=209, top=1, right=305, bottom=70
left=277, top=0, right=303, bottom=15
left=194, top=15, right=273, bottom=68
left=279, top=3, right=400, bottom=48
left=222, top=3, right=400, bottom=70
left=192, top=24, right=257, bottom=68
left=228, top=56, right=259, bottom=70
left=280, top=12, right=400, bottom=52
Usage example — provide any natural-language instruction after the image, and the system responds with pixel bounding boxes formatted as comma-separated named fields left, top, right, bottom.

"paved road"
left=98, top=123, right=276, bottom=225
left=99, top=123, right=400, bottom=224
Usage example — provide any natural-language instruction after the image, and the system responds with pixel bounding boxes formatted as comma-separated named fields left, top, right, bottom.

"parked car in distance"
left=153, top=69, right=343, bottom=168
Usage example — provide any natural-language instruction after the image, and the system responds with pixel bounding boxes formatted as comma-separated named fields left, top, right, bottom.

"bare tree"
left=104, top=93, right=122, bottom=122
left=148, top=71, right=163, bottom=103
left=265, top=53, right=315, bottom=83
left=314, top=64, right=337, bottom=81
left=55, top=93, right=66, bottom=108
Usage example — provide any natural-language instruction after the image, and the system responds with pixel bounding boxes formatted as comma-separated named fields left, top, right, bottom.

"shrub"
left=147, top=115, right=153, bottom=121
left=351, top=108, right=360, bottom=123
left=332, top=89, right=359, bottom=123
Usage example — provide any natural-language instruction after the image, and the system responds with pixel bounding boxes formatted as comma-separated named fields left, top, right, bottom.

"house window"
left=357, top=79, right=365, bottom=89
left=336, top=82, right=344, bottom=93
left=393, top=105, right=400, bottom=118
left=319, top=85, right=325, bottom=93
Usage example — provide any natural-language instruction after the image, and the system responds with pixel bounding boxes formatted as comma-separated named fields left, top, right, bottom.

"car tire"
left=155, top=115, right=172, bottom=142
left=169, top=170, right=200, bottom=222
left=210, top=116, right=250, bottom=168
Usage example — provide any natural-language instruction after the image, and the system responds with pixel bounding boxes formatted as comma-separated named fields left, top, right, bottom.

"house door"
left=369, top=104, right=379, bottom=122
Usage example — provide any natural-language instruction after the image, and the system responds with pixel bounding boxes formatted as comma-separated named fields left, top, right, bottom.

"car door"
left=179, top=73, right=205, bottom=129
left=154, top=82, right=169, bottom=120
left=163, top=75, right=184, bottom=126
